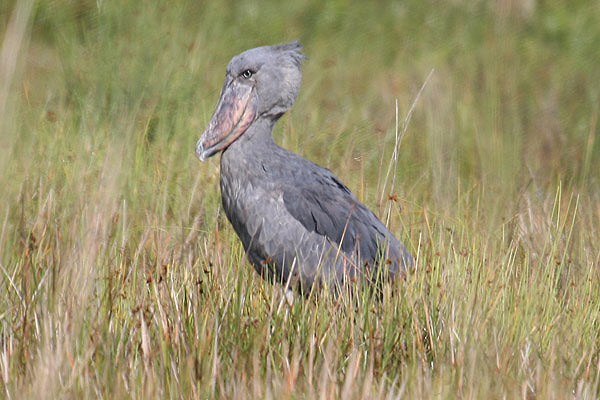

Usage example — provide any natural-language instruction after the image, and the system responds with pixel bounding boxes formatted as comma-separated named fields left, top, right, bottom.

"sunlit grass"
left=1, top=0, right=599, bottom=398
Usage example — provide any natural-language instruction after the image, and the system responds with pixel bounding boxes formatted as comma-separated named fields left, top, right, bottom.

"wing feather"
left=281, top=167, right=411, bottom=273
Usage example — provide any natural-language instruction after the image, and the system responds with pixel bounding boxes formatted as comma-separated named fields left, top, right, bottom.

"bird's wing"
left=281, top=166, right=410, bottom=270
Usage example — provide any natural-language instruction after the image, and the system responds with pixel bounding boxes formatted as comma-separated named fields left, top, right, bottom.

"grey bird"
left=196, top=41, right=412, bottom=294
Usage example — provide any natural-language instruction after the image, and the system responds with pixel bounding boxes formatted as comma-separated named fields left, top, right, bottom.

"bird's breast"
left=219, top=154, right=271, bottom=244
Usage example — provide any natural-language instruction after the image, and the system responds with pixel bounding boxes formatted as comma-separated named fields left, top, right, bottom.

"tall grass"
left=1, top=0, right=599, bottom=398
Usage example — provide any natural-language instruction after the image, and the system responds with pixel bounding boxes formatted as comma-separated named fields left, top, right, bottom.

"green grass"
left=1, top=0, right=599, bottom=398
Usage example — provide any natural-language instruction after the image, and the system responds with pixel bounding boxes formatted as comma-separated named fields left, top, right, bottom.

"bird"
left=196, top=41, right=412, bottom=295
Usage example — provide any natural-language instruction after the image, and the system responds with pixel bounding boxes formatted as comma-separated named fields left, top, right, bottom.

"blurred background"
left=2, top=0, right=598, bottom=210
left=1, top=0, right=599, bottom=397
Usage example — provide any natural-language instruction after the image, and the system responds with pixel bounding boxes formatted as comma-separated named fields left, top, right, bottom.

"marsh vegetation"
left=1, top=1, right=599, bottom=398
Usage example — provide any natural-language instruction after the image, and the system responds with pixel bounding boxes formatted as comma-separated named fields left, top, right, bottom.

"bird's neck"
left=223, top=116, right=279, bottom=160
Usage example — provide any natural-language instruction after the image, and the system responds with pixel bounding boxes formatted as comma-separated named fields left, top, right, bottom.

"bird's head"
left=196, top=41, right=305, bottom=161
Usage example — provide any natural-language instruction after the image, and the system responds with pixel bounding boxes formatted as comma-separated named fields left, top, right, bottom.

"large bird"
left=196, top=41, right=412, bottom=294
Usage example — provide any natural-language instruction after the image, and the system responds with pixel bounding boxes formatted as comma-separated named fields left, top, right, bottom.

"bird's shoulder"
left=275, top=153, right=358, bottom=212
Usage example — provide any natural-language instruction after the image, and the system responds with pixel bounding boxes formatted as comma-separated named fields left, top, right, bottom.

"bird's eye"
left=241, top=69, right=253, bottom=79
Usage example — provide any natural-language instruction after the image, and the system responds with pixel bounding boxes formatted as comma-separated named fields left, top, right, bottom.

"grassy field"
left=1, top=0, right=599, bottom=398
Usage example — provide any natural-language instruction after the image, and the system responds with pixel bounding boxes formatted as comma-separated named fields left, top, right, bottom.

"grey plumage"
left=196, top=41, right=412, bottom=294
